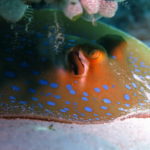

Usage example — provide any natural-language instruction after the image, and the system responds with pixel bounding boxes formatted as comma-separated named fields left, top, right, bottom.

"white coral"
left=0, top=0, right=28, bottom=22
left=62, top=0, right=83, bottom=20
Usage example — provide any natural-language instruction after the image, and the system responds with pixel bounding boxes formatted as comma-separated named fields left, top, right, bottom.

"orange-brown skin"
left=2, top=35, right=149, bottom=123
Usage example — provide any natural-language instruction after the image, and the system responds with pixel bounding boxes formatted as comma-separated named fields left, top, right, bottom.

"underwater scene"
left=0, top=0, right=150, bottom=150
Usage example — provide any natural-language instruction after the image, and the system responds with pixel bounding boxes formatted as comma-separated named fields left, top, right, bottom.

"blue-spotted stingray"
left=0, top=10, right=150, bottom=124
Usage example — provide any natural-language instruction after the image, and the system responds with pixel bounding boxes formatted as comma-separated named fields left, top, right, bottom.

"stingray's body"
left=0, top=10, right=150, bottom=124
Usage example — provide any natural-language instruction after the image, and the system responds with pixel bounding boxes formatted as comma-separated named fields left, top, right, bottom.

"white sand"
left=0, top=118, right=150, bottom=150
left=0, top=0, right=28, bottom=22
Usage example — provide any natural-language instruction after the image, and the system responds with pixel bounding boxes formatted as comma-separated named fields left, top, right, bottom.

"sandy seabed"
left=0, top=118, right=150, bottom=150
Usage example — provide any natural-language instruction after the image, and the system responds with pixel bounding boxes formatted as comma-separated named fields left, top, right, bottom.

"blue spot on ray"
left=4, top=71, right=16, bottom=78
left=45, top=109, right=53, bottom=114
left=80, top=113, right=85, bottom=117
left=5, top=57, right=14, bottom=62
left=138, top=75, right=144, bottom=80
left=82, top=97, right=88, bottom=101
left=60, top=108, right=69, bottom=112
left=65, top=101, right=70, bottom=104
left=106, top=113, right=112, bottom=116
left=124, top=104, right=130, bottom=107
left=36, top=32, right=44, bottom=38
left=69, top=90, right=76, bottom=95
left=53, top=95, right=61, bottom=99
left=118, top=108, right=125, bottom=111
left=9, top=96, right=16, bottom=100
left=73, top=102, right=78, bottom=105
left=124, top=94, right=130, bottom=100
left=28, top=88, right=36, bottom=93
left=64, top=108, right=69, bottom=111
left=38, top=103, right=43, bottom=108
left=125, top=84, right=131, bottom=90
left=47, top=101, right=56, bottom=106
left=73, top=114, right=78, bottom=118
left=38, top=79, right=48, bottom=85
left=20, top=62, right=29, bottom=68
left=83, top=92, right=88, bottom=96
left=31, top=71, right=40, bottom=75
left=10, top=100, right=16, bottom=103
left=103, top=85, right=109, bottom=90
left=50, top=83, right=58, bottom=88
left=19, top=101, right=27, bottom=105
left=67, top=43, right=76, bottom=48
left=66, top=84, right=76, bottom=95
left=103, top=98, right=111, bottom=104
left=31, top=97, right=39, bottom=101
left=134, top=65, right=138, bottom=68
left=84, top=107, right=93, bottom=112
left=66, top=84, right=72, bottom=90
left=101, top=106, right=108, bottom=110
left=140, top=63, right=146, bottom=67
left=11, top=85, right=21, bottom=92
left=94, top=88, right=100, bottom=93
left=135, top=69, right=140, bottom=72
left=138, top=103, right=145, bottom=106
left=132, top=82, right=137, bottom=88
left=60, top=109, right=66, bottom=112
left=68, top=39, right=76, bottom=43
left=112, top=56, right=117, bottom=59
left=43, top=41, right=49, bottom=46
left=45, top=93, right=52, bottom=96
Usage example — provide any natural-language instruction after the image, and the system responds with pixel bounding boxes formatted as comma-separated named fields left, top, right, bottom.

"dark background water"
left=102, top=0, right=150, bottom=47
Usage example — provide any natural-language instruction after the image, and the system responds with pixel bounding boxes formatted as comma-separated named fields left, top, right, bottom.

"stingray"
left=0, top=10, right=150, bottom=124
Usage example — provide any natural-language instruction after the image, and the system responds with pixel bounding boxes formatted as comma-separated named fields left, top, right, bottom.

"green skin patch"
left=72, top=13, right=83, bottom=21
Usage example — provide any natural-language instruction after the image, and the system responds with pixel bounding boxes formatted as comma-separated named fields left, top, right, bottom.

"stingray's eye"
left=67, top=49, right=85, bottom=75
